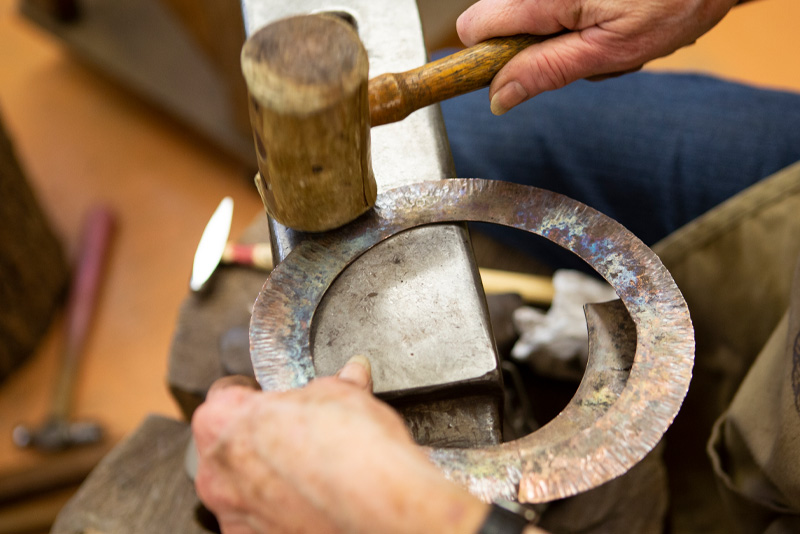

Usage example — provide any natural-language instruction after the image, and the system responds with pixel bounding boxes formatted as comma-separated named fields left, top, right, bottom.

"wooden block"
left=51, top=415, right=212, bottom=534
left=168, top=215, right=271, bottom=420
left=0, top=111, right=68, bottom=383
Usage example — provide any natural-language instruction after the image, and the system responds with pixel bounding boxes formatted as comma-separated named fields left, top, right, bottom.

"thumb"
left=336, top=354, right=373, bottom=391
left=488, top=30, right=633, bottom=114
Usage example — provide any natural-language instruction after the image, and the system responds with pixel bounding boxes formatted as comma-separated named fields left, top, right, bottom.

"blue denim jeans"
left=439, top=72, right=800, bottom=268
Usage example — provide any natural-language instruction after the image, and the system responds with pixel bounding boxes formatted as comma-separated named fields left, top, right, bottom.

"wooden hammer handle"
left=368, top=34, right=544, bottom=127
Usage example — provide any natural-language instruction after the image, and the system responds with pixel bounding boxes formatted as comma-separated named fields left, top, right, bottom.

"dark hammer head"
left=13, top=417, right=103, bottom=452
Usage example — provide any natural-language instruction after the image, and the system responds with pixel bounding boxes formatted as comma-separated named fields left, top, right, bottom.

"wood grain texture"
left=0, top=110, right=68, bottom=383
left=369, top=34, right=545, bottom=127
left=241, top=14, right=376, bottom=232
left=50, top=415, right=211, bottom=534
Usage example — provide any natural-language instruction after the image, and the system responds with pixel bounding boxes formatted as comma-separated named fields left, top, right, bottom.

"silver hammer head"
left=13, top=417, right=103, bottom=452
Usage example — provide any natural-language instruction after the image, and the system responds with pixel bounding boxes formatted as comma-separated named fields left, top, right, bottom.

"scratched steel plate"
left=250, top=178, right=694, bottom=503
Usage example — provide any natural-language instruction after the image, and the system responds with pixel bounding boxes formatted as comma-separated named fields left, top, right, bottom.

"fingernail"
left=337, top=354, right=372, bottom=388
left=490, top=81, right=528, bottom=116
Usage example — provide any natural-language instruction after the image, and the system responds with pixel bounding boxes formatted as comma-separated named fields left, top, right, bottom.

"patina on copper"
left=250, top=178, right=694, bottom=503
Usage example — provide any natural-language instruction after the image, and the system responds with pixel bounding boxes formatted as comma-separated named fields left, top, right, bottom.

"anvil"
left=241, top=0, right=507, bottom=448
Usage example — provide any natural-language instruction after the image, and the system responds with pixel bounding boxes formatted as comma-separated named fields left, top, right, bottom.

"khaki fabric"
left=707, top=261, right=800, bottom=533
left=651, top=160, right=800, bottom=533
left=713, top=312, right=792, bottom=508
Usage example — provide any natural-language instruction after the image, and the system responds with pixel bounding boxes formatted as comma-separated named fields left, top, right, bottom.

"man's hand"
left=457, top=0, right=739, bottom=114
left=191, top=356, right=489, bottom=534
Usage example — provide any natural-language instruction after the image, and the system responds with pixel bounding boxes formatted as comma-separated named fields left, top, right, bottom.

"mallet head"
left=241, top=13, right=377, bottom=232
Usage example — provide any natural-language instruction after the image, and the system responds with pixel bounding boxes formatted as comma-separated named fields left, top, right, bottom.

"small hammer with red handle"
left=13, top=206, right=115, bottom=452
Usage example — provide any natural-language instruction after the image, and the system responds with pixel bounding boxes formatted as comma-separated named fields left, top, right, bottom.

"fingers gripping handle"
left=368, top=34, right=545, bottom=127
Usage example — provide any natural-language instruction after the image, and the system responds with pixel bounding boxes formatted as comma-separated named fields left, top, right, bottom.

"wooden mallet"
left=241, top=14, right=544, bottom=232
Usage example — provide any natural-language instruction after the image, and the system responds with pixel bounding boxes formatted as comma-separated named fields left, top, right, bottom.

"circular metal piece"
left=250, top=179, right=694, bottom=503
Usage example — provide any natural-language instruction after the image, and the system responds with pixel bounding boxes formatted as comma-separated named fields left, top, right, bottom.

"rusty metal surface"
left=250, top=178, right=694, bottom=503
left=395, top=394, right=503, bottom=449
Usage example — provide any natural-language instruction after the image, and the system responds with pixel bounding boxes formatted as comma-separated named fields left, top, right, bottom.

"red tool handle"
left=51, top=206, right=116, bottom=419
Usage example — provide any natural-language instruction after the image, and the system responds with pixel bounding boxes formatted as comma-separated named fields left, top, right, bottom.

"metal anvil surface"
left=242, top=0, right=503, bottom=446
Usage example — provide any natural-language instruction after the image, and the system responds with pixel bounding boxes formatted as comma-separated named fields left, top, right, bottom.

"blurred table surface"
left=0, top=0, right=262, bottom=497
left=0, top=0, right=799, bottom=529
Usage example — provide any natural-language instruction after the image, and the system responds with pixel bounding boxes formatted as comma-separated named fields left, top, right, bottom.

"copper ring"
left=250, top=179, right=694, bottom=503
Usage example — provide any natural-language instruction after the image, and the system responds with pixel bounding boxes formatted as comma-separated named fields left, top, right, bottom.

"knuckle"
left=455, top=12, right=472, bottom=42
left=529, top=52, right=570, bottom=91
left=191, top=404, right=218, bottom=449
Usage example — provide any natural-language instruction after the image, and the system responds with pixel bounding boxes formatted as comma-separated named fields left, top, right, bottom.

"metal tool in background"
left=13, top=206, right=115, bottom=452
left=250, top=179, right=694, bottom=504
left=189, top=197, right=273, bottom=293
left=190, top=196, right=233, bottom=292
